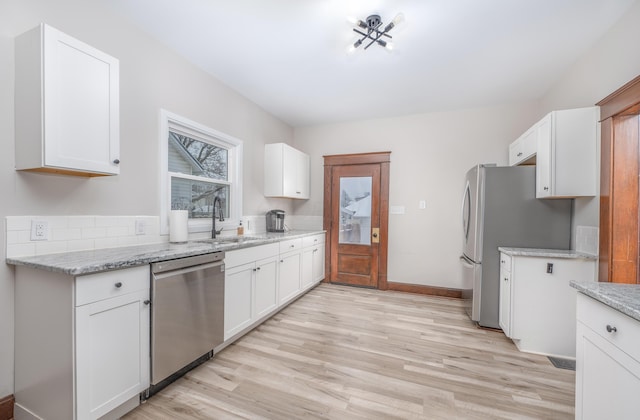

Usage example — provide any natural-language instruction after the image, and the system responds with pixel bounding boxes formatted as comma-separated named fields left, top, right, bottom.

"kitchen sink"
left=194, top=236, right=262, bottom=246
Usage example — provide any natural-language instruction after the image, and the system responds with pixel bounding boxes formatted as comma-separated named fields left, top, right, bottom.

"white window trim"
left=159, top=109, right=243, bottom=235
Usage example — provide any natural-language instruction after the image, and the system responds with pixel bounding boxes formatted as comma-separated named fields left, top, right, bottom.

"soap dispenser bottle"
left=237, top=220, right=244, bottom=236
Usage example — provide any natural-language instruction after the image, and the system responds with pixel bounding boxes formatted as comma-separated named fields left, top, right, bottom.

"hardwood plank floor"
left=124, top=284, right=575, bottom=419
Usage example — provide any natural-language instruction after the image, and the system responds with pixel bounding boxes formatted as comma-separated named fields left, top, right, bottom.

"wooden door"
left=331, top=164, right=380, bottom=287
left=323, top=152, right=390, bottom=289
left=598, top=75, right=640, bottom=283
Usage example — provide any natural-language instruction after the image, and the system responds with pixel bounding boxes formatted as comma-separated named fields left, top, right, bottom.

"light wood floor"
left=124, top=283, right=575, bottom=419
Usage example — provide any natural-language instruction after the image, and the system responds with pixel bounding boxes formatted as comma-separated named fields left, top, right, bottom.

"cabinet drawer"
left=500, top=253, right=512, bottom=273
left=225, top=243, right=279, bottom=268
left=303, top=233, right=325, bottom=247
left=76, top=265, right=149, bottom=306
left=577, top=293, right=640, bottom=362
left=280, top=238, right=303, bottom=253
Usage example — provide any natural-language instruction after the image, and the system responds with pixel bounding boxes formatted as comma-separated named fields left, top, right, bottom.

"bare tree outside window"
left=168, top=132, right=230, bottom=218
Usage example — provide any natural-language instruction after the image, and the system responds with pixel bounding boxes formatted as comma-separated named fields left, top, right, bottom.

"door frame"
left=323, top=152, right=391, bottom=289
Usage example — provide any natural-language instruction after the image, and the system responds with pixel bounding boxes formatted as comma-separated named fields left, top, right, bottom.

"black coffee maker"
left=266, top=210, right=285, bottom=232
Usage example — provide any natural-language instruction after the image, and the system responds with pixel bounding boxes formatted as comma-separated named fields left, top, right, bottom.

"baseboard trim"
left=0, top=394, right=14, bottom=420
left=386, top=282, right=462, bottom=298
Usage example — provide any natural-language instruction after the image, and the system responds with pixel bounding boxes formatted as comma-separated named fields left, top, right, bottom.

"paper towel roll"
left=169, top=210, right=189, bottom=243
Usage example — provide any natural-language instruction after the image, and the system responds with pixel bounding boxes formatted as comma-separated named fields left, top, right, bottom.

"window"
left=160, top=110, right=243, bottom=234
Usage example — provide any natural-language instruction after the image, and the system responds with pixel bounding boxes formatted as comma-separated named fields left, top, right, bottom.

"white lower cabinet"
left=222, top=234, right=325, bottom=346
left=576, top=293, right=640, bottom=419
left=279, top=250, right=302, bottom=305
left=302, top=233, right=326, bottom=290
left=254, top=257, right=278, bottom=318
left=14, top=265, right=150, bottom=420
left=498, top=252, right=595, bottom=358
left=224, top=243, right=280, bottom=341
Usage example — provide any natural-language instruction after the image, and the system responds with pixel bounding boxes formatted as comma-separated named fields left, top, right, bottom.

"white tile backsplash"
left=576, top=225, right=599, bottom=256
left=5, top=215, right=166, bottom=258
left=5, top=214, right=325, bottom=258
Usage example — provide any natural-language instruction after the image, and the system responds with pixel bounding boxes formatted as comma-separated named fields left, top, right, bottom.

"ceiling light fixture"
left=350, top=13, right=404, bottom=52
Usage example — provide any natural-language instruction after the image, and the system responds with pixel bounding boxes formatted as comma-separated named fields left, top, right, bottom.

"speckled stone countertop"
left=571, top=281, right=640, bottom=322
left=6, top=230, right=324, bottom=276
left=498, top=247, right=597, bottom=260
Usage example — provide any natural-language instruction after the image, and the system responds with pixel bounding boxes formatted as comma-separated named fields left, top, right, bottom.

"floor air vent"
left=548, top=356, right=576, bottom=371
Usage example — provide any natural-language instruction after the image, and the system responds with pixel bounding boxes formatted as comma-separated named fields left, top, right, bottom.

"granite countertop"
left=571, top=281, right=640, bottom=322
left=6, top=230, right=325, bottom=276
left=498, top=247, right=597, bottom=260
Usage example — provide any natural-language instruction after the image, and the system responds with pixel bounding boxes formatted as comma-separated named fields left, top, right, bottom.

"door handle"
left=372, top=227, right=380, bottom=243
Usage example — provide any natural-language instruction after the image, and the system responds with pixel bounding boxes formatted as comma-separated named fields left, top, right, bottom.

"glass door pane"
left=339, top=176, right=372, bottom=245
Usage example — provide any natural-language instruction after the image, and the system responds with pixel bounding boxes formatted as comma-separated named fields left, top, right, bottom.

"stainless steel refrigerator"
left=460, top=164, right=572, bottom=329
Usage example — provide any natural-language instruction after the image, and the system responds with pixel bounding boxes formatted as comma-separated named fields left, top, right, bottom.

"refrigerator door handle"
left=459, top=255, right=475, bottom=268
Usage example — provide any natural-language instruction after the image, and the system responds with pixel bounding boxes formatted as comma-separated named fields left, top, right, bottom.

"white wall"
left=0, top=0, right=293, bottom=398
left=293, top=102, right=541, bottom=287
left=539, top=0, right=640, bottom=238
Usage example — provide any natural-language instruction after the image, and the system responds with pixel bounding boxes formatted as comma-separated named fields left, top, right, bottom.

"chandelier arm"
left=364, top=28, right=390, bottom=49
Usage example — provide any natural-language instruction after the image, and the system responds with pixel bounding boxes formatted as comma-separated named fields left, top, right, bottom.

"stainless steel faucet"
left=212, top=196, right=225, bottom=238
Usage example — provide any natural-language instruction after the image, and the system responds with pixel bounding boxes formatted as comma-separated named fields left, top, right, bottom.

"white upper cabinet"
left=14, top=23, right=120, bottom=176
left=536, top=107, right=598, bottom=198
left=508, top=128, right=536, bottom=166
left=264, top=143, right=310, bottom=199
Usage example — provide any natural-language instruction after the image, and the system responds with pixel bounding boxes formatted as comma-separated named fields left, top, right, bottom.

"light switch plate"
left=135, top=219, right=146, bottom=235
left=30, top=220, right=49, bottom=241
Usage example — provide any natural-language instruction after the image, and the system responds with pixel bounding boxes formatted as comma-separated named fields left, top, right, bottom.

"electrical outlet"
left=135, top=219, right=146, bottom=235
left=30, top=220, right=49, bottom=241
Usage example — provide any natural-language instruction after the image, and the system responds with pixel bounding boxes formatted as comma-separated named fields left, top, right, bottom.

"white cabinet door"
left=279, top=251, right=302, bottom=305
left=536, top=114, right=553, bottom=197
left=264, top=143, right=310, bottom=199
left=498, top=267, right=512, bottom=337
left=509, top=128, right=536, bottom=166
left=75, top=289, right=149, bottom=420
left=301, top=247, right=314, bottom=290
left=535, top=107, right=598, bottom=198
left=576, top=293, right=640, bottom=419
left=15, top=23, right=120, bottom=176
left=576, top=322, right=640, bottom=419
left=312, top=245, right=325, bottom=283
left=224, top=262, right=254, bottom=340
left=254, top=256, right=278, bottom=319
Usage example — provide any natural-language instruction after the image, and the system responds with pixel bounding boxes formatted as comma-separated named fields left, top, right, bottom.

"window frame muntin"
left=160, top=109, right=243, bottom=235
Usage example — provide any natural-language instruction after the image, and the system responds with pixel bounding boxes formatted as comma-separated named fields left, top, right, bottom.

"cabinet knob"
left=280, top=260, right=284, bottom=263
left=543, top=186, right=549, bottom=191
left=257, top=266, right=261, bottom=271
left=606, top=324, right=617, bottom=333
left=253, top=268, right=257, bottom=272
left=290, top=245, right=295, bottom=248
left=517, top=152, right=523, bottom=157
left=504, top=277, right=508, bottom=282
left=296, top=191, right=301, bottom=194
left=113, top=159, right=120, bottom=164
left=114, top=282, right=122, bottom=288
left=143, top=300, right=151, bottom=305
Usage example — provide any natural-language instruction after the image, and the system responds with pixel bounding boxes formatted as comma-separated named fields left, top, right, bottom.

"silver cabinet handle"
left=115, top=282, right=122, bottom=288
left=606, top=325, right=617, bottom=333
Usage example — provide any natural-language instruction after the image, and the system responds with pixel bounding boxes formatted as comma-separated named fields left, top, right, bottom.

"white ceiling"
left=108, top=0, right=637, bottom=127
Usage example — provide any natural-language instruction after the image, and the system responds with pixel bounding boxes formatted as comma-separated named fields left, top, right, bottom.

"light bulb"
left=392, top=13, right=405, bottom=26
left=385, top=42, right=394, bottom=51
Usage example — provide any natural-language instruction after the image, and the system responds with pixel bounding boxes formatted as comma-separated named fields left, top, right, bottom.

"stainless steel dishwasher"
left=150, top=252, right=225, bottom=388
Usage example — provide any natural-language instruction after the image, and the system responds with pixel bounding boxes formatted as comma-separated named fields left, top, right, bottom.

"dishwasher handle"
left=151, top=252, right=224, bottom=274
